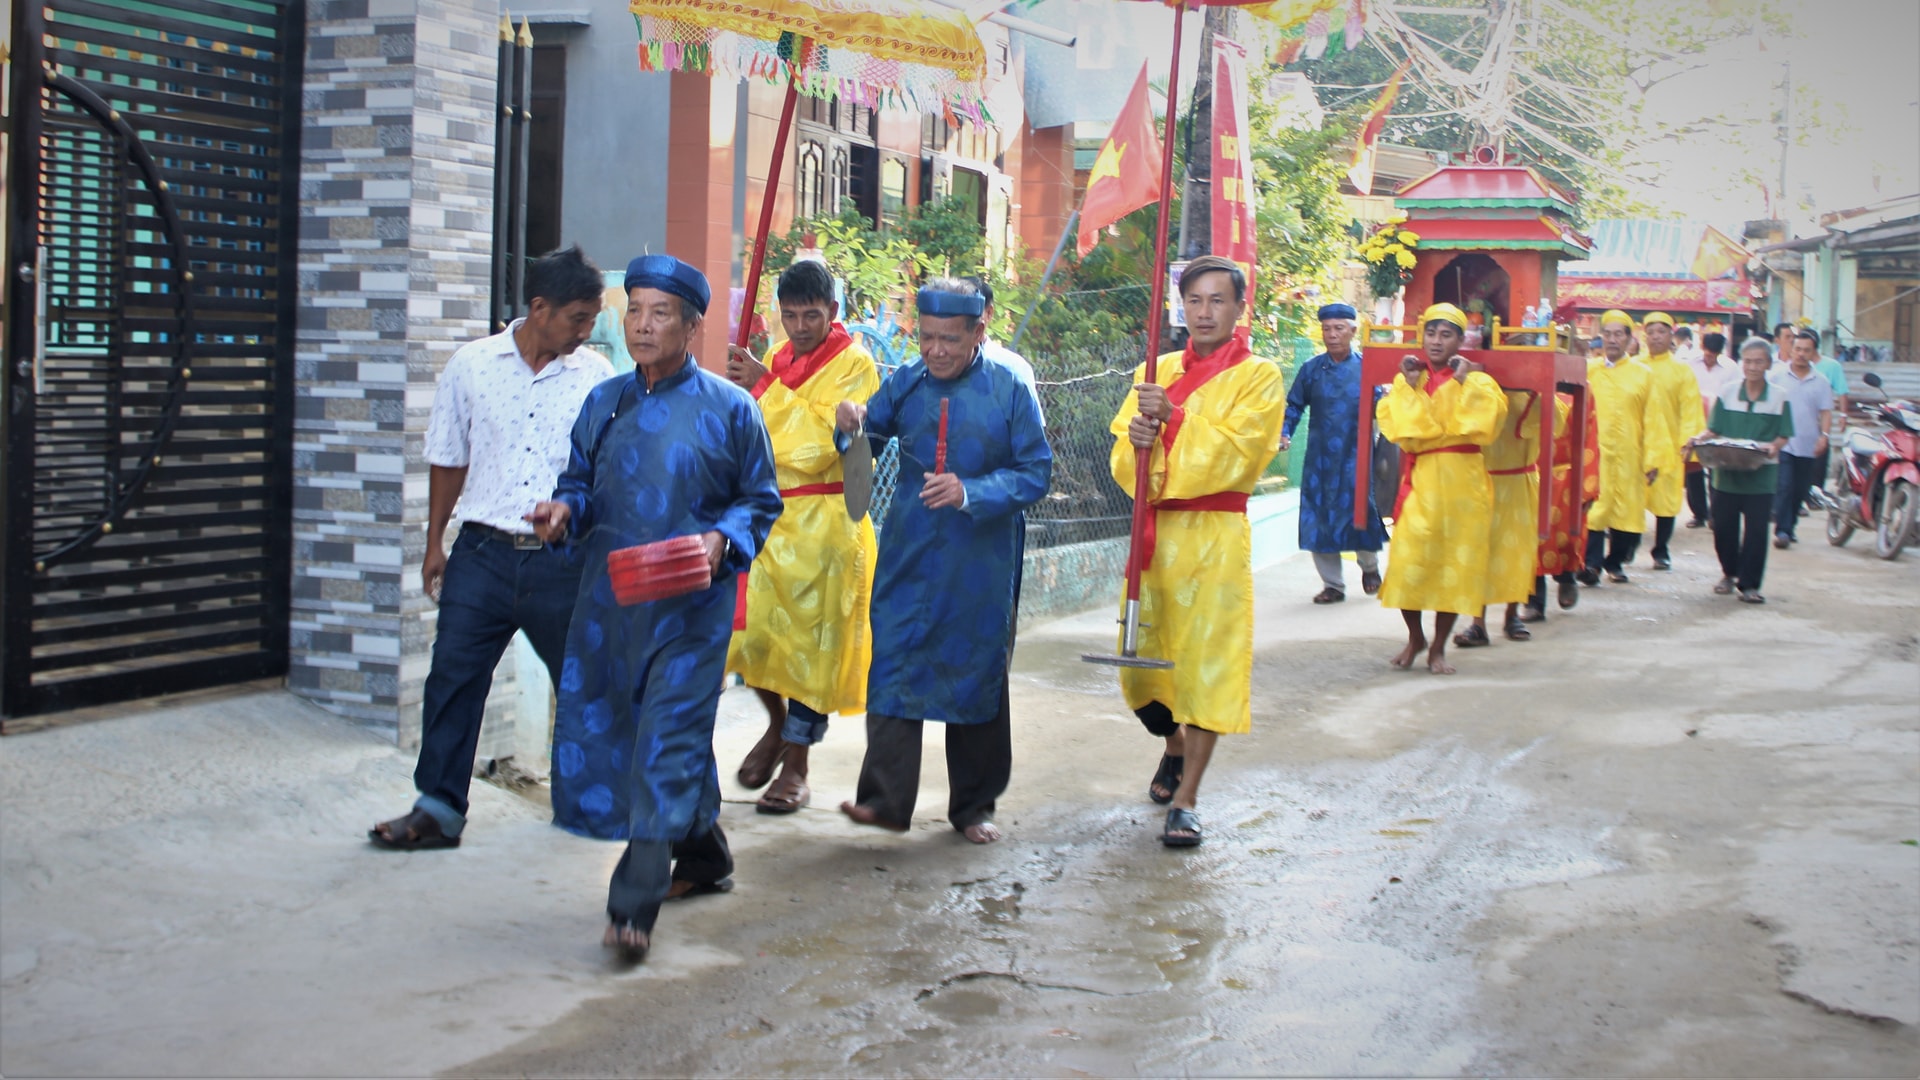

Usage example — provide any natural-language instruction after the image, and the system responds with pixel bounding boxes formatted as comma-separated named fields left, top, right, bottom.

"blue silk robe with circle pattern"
left=1282, top=350, right=1389, bottom=554
left=861, top=350, right=1051, bottom=725
left=548, top=358, right=782, bottom=843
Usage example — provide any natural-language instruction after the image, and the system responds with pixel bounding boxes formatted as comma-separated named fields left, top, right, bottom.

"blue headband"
left=624, top=254, right=710, bottom=316
left=1318, top=303, right=1358, bottom=321
left=916, top=287, right=985, bottom=319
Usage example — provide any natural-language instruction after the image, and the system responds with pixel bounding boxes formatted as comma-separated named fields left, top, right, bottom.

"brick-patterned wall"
left=291, top=0, right=507, bottom=748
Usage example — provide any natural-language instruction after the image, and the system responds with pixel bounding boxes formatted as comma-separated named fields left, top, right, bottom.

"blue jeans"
left=782, top=699, right=830, bottom=746
left=413, top=526, right=583, bottom=834
left=1772, top=453, right=1818, bottom=540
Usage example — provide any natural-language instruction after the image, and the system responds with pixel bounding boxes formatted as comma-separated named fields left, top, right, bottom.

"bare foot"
left=1390, top=637, right=1428, bottom=669
left=736, top=724, right=784, bottom=789
left=1426, top=648, right=1456, bottom=675
left=962, top=821, right=1002, bottom=844
left=840, top=800, right=910, bottom=833
left=602, top=922, right=650, bottom=963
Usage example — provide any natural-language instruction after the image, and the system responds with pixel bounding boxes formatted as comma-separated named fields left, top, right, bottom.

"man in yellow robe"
left=1638, top=312, right=1707, bottom=570
left=1107, top=255, right=1286, bottom=848
left=723, top=260, right=879, bottom=814
left=1454, top=386, right=1545, bottom=647
left=1579, top=310, right=1671, bottom=585
left=1375, top=303, right=1507, bottom=675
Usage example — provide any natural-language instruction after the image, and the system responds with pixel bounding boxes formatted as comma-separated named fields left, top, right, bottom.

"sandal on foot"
left=1558, top=579, right=1580, bottom=609
left=1361, top=569, right=1382, bottom=595
left=1148, top=753, right=1184, bottom=805
left=368, top=808, right=459, bottom=851
left=735, top=736, right=784, bottom=790
left=756, top=774, right=810, bottom=815
left=1312, top=587, right=1346, bottom=604
left=665, top=878, right=734, bottom=902
left=603, top=920, right=651, bottom=965
left=1518, top=605, right=1546, bottom=623
left=1452, top=623, right=1491, bottom=648
left=1162, top=807, right=1203, bottom=848
left=1713, top=576, right=1734, bottom=595
left=1503, top=618, right=1531, bottom=641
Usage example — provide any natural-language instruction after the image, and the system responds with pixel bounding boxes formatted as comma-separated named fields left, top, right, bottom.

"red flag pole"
left=1086, top=0, right=1184, bottom=670
left=736, top=71, right=802, bottom=349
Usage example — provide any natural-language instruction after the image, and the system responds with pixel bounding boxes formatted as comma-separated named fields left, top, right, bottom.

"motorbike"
left=1811, top=372, right=1920, bottom=560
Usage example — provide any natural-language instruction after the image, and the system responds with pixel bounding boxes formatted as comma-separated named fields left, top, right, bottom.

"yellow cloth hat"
left=1419, top=302, right=1468, bottom=332
left=1641, top=311, right=1674, bottom=327
left=1599, top=309, right=1635, bottom=328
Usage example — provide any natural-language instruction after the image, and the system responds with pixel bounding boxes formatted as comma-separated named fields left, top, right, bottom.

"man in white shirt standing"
left=371, top=246, right=614, bottom=850
left=1684, top=331, right=1741, bottom=528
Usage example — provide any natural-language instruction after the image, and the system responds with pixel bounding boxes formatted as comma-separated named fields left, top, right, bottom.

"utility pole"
left=1177, top=5, right=1234, bottom=260
left=1775, top=59, right=1791, bottom=221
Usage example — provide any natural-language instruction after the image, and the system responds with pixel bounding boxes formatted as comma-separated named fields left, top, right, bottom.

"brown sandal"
left=755, top=772, right=811, bottom=814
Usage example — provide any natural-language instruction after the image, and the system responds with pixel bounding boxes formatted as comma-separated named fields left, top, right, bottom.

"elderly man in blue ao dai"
left=832, top=277, right=1052, bottom=846
left=527, top=254, right=783, bottom=963
left=1280, top=303, right=1387, bottom=604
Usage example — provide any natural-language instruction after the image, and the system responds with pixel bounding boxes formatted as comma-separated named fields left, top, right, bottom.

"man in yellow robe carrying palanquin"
left=1637, top=312, right=1707, bottom=571
left=1453, top=381, right=1547, bottom=648
left=724, top=260, right=880, bottom=814
left=1578, top=310, right=1671, bottom=585
left=1106, top=256, right=1287, bottom=849
left=1375, top=303, right=1508, bottom=675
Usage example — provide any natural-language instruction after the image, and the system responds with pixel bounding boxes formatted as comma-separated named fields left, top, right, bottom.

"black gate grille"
left=3, top=0, right=303, bottom=720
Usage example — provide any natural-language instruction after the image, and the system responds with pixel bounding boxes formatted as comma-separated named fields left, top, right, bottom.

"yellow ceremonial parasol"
left=627, top=0, right=994, bottom=352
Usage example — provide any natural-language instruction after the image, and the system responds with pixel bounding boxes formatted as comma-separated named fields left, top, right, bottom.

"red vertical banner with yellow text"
left=1210, top=36, right=1258, bottom=324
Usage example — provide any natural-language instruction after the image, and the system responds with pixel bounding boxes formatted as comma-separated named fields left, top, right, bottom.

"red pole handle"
left=935, top=397, right=950, bottom=474
left=736, top=73, right=803, bottom=350
left=1123, top=0, right=1186, bottom=599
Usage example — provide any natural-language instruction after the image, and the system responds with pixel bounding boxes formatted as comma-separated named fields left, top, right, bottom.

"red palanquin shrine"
left=1355, top=163, right=1595, bottom=541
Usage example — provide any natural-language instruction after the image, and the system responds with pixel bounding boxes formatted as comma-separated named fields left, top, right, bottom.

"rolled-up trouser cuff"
left=413, top=793, right=466, bottom=839
left=782, top=699, right=830, bottom=746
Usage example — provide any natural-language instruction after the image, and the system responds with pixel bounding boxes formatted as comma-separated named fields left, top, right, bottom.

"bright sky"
left=1629, top=0, right=1920, bottom=233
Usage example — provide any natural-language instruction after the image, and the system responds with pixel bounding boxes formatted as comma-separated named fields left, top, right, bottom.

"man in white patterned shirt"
left=371, top=246, right=614, bottom=850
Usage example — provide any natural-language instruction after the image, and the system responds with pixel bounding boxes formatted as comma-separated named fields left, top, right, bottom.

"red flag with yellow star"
left=1077, top=62, right=1164, bottom=258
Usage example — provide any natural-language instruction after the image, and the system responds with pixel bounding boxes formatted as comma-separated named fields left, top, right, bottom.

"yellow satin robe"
left=1107, top=352, right=1286, bottom=735
left=1640, top=351, right=1706, bottom=517
left=726, top=340, right=880, bottom=715
left=1375, top=370, right=1508, bottom=616
left=1585, top=357, right=1671, bottom=534
left=1482, top=389, right=1546, bottom=606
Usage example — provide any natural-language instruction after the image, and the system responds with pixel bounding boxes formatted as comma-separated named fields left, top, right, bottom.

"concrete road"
left=3, top=522, right=1916, bottom=1077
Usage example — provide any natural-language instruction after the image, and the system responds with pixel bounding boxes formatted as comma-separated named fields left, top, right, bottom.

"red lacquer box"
left=607, top=535, right=711, bottom=606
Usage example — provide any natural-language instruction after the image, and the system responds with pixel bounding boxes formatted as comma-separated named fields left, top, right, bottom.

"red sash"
left=752, top=323, right=854, bottom=399
left=733, top=482, right=846, bottom=630
left=1129, top=334, right=1255, bottom=574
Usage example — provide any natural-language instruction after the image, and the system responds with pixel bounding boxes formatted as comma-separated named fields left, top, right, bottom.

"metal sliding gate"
left=2, top=0, right=302, bottom=721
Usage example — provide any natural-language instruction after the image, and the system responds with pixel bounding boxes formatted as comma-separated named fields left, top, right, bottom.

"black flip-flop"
left=1452, top=623, right=1491, bottom=648
left=1162, top=806, right=1202, bottom=847
left=1503, top=618, right=1531, bottom=641
left=665, top=878, right=734, bottom=902
left=368, top=808, right=459, bottom=851
left=1148, top=753, right=1184, bottom=805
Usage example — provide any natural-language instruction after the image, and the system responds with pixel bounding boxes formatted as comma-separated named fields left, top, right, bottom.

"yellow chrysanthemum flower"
left=1365, top=248, right=1387, bottom=263
left=1397, top=230, right=1419, bottom=245
left=1395, top=249, right=1417, bottom=269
